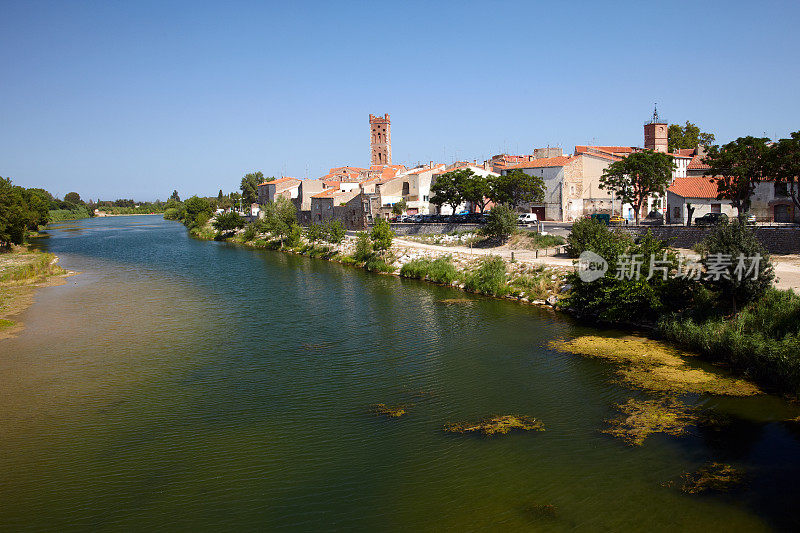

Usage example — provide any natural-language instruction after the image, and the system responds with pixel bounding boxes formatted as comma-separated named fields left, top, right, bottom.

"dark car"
left=694, top=212, right=729, bottom=226
left=465, top=213, right=487, bottom=224
left=640, top=210, right=664, bottom=225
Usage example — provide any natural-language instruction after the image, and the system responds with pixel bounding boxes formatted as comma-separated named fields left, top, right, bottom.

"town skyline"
left=2, top=1, right=798, bottom=200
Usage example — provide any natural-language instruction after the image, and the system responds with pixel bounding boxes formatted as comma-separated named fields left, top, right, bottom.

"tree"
left=212, top=211, right=245, bottom=234
left=260, top=197, right=297, bottom=247
left=241, top=171, right=264, bottom=207
left=0, top=177, right=29, bottom=246
left=768, top=131, right=800, bottom=212
left=217, top=190, right=224, bottom=202
left=600, top=150, right=675, bottom=224
left=459, top=170, right=493, bottom=212
left=489, top=169, right=545, bottom=208
left=484, top=204, right=517, bottom=242
left=169, top=190, right=181, bottom=203
left=305, top=223, right=324, bottom=243
left=701, top=220, right=774, bottom=313
left=668, top=121, right=715, bottom=152
left=430, top=171, right=463, bottom=215
left=392, top=198, right=407, bottom=216
left=183, top=196, right=213, bottom=228
left=370, top=217, right=394, bottom=254
left=323, top=220, right=346, bottom=244
left=64, top=191, right=83, bottom=204
left=703, top=136, right=771, bottom=216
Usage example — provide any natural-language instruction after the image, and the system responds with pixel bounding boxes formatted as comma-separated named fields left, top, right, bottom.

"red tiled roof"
left=505, top=156, right=575, bottom=169
left=311, top=189, right=347, bottom=199
left=674, top=148, right=696, bottom=156
left=667, top=176, right=719, bottom=199
left=575, top=145, right=636, bottom=155
left=259, top=176, right=301, bottom=187
left=687, top=154, right=711, bottom=170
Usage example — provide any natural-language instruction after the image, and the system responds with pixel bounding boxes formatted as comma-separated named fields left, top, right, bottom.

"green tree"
left=241, top=171, right=264, bottom=207
left=459, top=170, right=493, bottom=212
left=703, top=136, right=771, bottom=216
left=183, top=196, right=213, bottom=228
left=322, top=220, right=346, bottom=244
left=767, top=131, right=800, bottom=213
left=701, top=220, right=774, bottom=312
left=489, top=169, right=545, bottom=208
left=392, top=198, right=407, bottom=216
left=430, top=171, right=464, bottom=215
left=0, top=177, right=29, bottom=246
left=169, top=190, right=181, bottom=202
left=212, top=211, right=245, bottom=234
left=353, top=232, right=373, bottom=262
left=370, top=217, right=394, bottom=254
left=64, top=191, right=83, bottom=204
left=305, top=223, right=324, bottom=243
left=600, top=150, right=675, bottom=224
left=260, top=197, right=297, bottom=247
left=484, top=204, right=517, bottom=242
left=22, top=188, right=52, bottom=227
left=667, top=121, right=715, bottom=152
left=217, top=189, right=224, bottom=202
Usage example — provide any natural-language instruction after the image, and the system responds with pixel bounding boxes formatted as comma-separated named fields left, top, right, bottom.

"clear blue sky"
left=2, top=0, right=798, bottom=201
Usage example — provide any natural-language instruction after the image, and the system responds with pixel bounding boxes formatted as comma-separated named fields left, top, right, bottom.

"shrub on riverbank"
left=400, top=256, right=459, bottom=285
left=463, top=255, right=508, bottom=296
left=566, top=218, right=631, bottom=259
left=660, top=288, right=800, bottom=395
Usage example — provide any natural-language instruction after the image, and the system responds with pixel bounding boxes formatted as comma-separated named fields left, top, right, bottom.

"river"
left=1, top=215, right=799, bottom=531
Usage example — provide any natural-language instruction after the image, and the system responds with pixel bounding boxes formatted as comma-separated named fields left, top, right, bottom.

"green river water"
left=1, top=215, right=799, bottom=531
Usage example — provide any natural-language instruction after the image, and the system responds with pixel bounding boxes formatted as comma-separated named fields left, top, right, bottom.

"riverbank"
left=0, top=246, right=73, bottom=339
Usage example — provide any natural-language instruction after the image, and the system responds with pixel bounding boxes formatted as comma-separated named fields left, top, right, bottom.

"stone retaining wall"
left=616, top=226, right=800, bottom=254
left=387, top=223, right=484, bottom=236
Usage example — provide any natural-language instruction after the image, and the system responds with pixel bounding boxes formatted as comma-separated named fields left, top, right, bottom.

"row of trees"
left=429, top=169, right=546, bottom=215
left=704, top=132, right=800, bottom=215
left=597, top=130, right=800, bottom=224
left=0, top=177, right=51, bottom=246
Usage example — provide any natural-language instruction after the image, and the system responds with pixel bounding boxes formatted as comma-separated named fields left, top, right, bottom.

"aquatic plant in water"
left=549, top=335, right=760, bottom=396
left=680, top=462, right=743, bottom=494
left=370, top=403, right=406, bottom=418
left=603, top=398, right=696, bottom=446
left=444, top=415, right=545, bottom=436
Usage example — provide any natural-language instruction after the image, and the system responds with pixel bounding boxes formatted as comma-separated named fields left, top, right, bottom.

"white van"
left=517, top=213, right=538, bottom=225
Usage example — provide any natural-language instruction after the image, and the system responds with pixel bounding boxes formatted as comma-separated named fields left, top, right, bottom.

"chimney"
left=473, top=159, right=477, bottom=166
left=429, top=160, right=433, bottom=168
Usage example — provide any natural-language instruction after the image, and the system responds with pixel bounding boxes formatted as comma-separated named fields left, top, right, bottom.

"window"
left=775, top=182, right=789, bottom=197
left=402, top=182, right=410, bottom=196
left=711, top=203, right=721, bottom=213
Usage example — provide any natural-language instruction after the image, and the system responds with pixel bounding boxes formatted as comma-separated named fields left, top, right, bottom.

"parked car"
left=640, top=210, right=664, bottom=225
left=694, top=212, right=729, bottom=226
left=609, top=215, right=626, bottom=226
left=517, top=213, right=538, bottom=225
left=465, top=213, right=487, bottom=224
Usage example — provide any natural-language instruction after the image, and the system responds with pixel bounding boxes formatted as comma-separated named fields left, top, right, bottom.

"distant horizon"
left=2, top=0, right=798, bottom=201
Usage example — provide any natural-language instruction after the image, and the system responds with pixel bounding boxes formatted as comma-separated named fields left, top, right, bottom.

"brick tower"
left=370, top=113, right=392, bottom=166
left=643, top=105, right=668, bottom=153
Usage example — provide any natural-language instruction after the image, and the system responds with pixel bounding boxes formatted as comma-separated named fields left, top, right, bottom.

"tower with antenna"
left=644, top=104, right=668, bottom=153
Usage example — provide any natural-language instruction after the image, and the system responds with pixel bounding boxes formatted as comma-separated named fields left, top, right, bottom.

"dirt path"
left=394, top=238, right=800, bottom=292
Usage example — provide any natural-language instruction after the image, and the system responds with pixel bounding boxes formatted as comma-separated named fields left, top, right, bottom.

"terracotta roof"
left=575, top=145, right=636, bottom=155
left=674, top=148, right=696, bottom=156
left=667, top=176, right=720, bottom=199
left=259, top=176, right=301, bottom=186
left=505, top=156, right=575, bottom=169
left=311, top=189, right=348, bottom=199
left=687, top=154, right=711, bottom=170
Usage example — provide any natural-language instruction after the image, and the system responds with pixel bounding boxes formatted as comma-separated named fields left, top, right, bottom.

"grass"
left=508, top=231, right=566, bottom=250
left=507, top=265, right=560, bottom=300
left=399, top=256, right=459, bottom=285
left=0, top=318, right=14, bottom=331
left=0, top=251, right=66, bottom=283
left=462, top=255, right=508, bottom=296
left=659, top=288, right=800, bottom=396
left=444, top=415, right=545, bottom=436
left=549, top=335, right=761, bottom=396
left=48, top=207, right=93, bottom=222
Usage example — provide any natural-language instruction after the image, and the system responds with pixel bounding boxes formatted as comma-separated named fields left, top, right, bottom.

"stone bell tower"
left=644, top=105, right=668, bottom=153
left=370, top=113, right=392, bottom=166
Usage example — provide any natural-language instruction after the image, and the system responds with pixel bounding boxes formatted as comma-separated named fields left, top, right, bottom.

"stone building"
left=257, top=177, right=301, bottom=205
left=644, top=106, right=668, bottom=153
left=369, top=114, right=391, bottom=166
